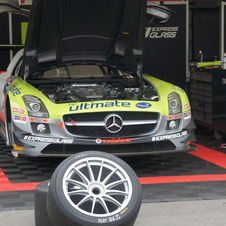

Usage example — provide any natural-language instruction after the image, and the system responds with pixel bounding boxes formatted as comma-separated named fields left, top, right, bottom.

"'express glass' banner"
left=143, top=2, right=188, bottom=89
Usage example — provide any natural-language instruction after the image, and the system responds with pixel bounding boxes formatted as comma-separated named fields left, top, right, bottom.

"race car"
left=0, top=0, right=196, bottom=157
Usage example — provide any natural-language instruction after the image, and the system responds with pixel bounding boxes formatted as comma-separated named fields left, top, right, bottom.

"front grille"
left=63, top=111, right=159, bottom=138
left=64, top=111, right=158, bottom=121
left=66, top=124, right=156, bottom=137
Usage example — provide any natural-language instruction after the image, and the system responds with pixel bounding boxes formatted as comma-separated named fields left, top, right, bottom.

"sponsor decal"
left=152, top=130, right=188, bottom=141
left=10, top=85, right=21, bottom=96
left=14, top=115, right=26, bottom=123
left=12, top=108, right=25, bottom=114
left=145, top=27, right=179, bottom=39
left=95, top=138, right=131, bottom=144
left=184, top=103, right=190, bottom=109
left=23, top=135, right=74, bottom=144
left=168, top=120, right=177, bottom=129
left=184, top=111, right=191, bottom=120
left=69, top=100, right=130, bottom=111
left=37, top=124, right=46, bottom=133
left=136, top=102, right=152, bottom=109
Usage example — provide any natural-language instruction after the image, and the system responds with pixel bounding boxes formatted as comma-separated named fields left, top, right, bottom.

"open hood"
left=0, top=0, right=21, bottom=13
left=0, top=1, right=176, bottom=78
left=147, top=2, right=176, bottom=24
left=19, top=0, right=147, bottom=77
left=0, top=0, right=29, bottom=16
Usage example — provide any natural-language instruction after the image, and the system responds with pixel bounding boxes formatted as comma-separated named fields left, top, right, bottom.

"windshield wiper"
left=27, top=77, right=55, bottom=81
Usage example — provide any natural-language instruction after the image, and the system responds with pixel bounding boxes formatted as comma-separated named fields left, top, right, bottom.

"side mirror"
left=146, top=2, right=176, bottom=24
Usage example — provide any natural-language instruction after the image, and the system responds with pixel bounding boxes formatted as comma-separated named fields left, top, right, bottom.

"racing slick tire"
left=34, top=180, right=53, bottom=226
left=46, top=151, right=142, bottom=226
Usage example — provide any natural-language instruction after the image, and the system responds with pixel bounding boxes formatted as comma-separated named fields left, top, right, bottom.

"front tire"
left=47, top=151, right=142, bottom=226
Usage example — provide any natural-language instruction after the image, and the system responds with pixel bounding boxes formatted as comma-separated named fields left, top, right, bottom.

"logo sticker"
left=69, top=100, right=130, bottom=111
left=95, top=138, right=131, bottom=144
left=145, top=27, right=179, bottom=39
left=136, top=102, right=152, bottom=109
left=23, top=135, right=74, bottom=144
left=12, top=108, right=25, bottom=114
left=184, top=104, right=190, bottom=109
left=152, top=130, right=188, bottom=141
left=184, top=111, right=191, bottom=120
left=14, top=115, right=26, bottom=123
left=10, top=85, right=21, bottom=96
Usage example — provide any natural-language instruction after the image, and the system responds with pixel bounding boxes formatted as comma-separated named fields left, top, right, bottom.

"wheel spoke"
left=102, top=167, right=118, bottom=185
left=91, top=196, right=97, bottom=214
left=66, top=178, right=88, bottom=190
left=106, top=179, right=127, bottom=190
left=68, top=189, right=89, bottom=196
left=73, top=167, right=90, bottom=185
left=77, top=195, right=92, bottom=207
left=97, top=160, right=104, bottom=182
left=106, top=189, right=129, bottom=196
left=86, top=160, right=95, bottom=182
left=103, top=195, right=122, bottom=207
left=98, top=197, right=110, bottom=213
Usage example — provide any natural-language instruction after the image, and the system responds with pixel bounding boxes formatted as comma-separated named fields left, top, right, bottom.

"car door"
left=0, top=0, right=28, bottom=142
left=0, top=49, right=23, bottom=142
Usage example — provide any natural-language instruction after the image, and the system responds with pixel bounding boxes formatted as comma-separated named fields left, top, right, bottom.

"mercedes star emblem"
left=104, top=114, right=123, bottom=133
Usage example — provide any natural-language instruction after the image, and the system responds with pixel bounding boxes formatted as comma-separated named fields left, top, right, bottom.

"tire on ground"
left=34, top=180, right=53, bottom=226
left=46, top=151, right=142, bottom=226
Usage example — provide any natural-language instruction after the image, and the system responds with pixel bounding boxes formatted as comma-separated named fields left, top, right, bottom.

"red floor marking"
left=189, top=143, right=226, bottom=169
left=139, top=143, right=226, bottom=184
left=1, top=142, right=226, bottom=191
left=139, top=174, right=226, bottom=184
left=0, top=168, right=40, bottom=192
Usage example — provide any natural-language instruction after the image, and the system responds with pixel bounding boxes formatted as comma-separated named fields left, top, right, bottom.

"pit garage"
left=1, top=130, right=226, bottom=208
left=1, top=0, right=226, bottom=226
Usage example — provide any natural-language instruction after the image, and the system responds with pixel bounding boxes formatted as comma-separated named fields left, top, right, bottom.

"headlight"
left=168, top=92, right=182, bottom=115
left=23, top=95, right=49, bottom=118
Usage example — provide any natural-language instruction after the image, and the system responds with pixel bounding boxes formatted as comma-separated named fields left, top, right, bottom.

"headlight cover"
left=168, top=92, right=182, bottom=115
left=23, top=95, right=49, bottom=118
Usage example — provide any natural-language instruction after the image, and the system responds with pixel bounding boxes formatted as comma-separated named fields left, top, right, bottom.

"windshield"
left=40, top=65, right=135, bottom=80
left=43, top=65, right=105, bottom=78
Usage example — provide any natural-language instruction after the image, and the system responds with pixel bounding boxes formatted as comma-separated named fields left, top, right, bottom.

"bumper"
left=11, top=128, right=197, bottom=157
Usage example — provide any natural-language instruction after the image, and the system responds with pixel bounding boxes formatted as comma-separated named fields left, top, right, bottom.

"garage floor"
left=1, top=128, right=226, bottom=211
